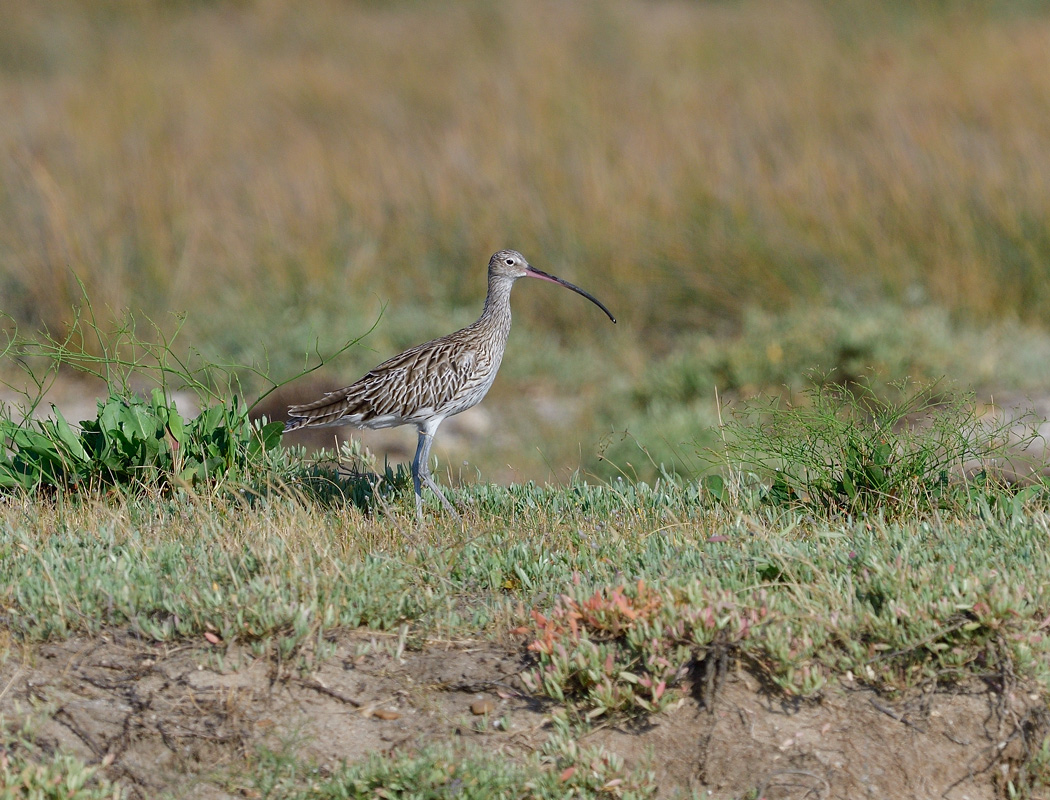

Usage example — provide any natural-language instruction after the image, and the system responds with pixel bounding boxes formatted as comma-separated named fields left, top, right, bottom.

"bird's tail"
left=283, top=386, right=364, bottom=432
left=282, top=416, right=309, bottom=433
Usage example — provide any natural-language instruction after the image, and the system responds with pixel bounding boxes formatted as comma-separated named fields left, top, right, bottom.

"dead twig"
left=296, top=677, right=362, bottom=707
left=870, top=698, right=927, bottom=733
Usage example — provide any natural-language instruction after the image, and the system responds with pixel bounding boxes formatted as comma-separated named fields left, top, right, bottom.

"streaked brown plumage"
left=284, top=249, right=616, bottom=518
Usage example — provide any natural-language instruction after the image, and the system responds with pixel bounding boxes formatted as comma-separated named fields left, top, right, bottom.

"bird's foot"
left=415, top=479, right=462, bottom=522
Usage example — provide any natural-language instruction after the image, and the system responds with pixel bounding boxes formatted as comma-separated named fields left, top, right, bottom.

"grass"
left=3, top=480, right=1050, bottom=794
left=2, top=370, right=1050, bottom=794
left=712, top=379, right=1044, bottom=517
left=3, top=476, right=1050, bottom=690
left=0, top=326, right=1046, bottom=692
left=5, top=1, right=1050, bottom=795
left=598, top=302, right=1050, bottom=479
left=3, top=319, right=1048, bottom=794
left=3, top=0, right=1050, bottom=335
left=5, top=1, right=1050, bottom=483
left=2, top=0, right=1050, bottom=333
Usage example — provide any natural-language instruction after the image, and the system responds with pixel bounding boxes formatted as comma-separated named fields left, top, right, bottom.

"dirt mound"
left=0, top=631, right=1043, bottom=798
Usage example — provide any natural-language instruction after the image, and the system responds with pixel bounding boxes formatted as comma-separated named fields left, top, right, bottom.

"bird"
left=283, top=249, right=616, bottom=519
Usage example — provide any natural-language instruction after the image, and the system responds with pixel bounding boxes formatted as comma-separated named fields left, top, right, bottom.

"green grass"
left=3, top=478, right=1049, bottom=691
left=596, top=303, right=1050, bottom=480
left=2, top=308, right=1049, bottom=754
left=712, top=379, right=1043, bottom=517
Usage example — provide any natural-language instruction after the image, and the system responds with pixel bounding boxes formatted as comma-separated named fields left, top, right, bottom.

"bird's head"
left=488, top=249, right=531, bottom=280
left=487, top=249, right=617, bottom=323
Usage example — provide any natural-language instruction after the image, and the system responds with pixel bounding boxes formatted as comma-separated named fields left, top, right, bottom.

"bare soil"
left=1, top=630, right=1045, bottom=799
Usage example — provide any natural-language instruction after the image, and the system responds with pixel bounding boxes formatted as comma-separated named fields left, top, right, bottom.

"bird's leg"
left=411, top=432, right=425, bottom=520
left=412, top=428, right=460, bottom=520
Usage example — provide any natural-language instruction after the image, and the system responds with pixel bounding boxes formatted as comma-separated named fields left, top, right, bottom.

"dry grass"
left=3, top=1, right=1050, bottom=337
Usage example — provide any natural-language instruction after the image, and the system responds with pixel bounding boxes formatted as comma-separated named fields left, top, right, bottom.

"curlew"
left=283, top=249, right=616, bottom=518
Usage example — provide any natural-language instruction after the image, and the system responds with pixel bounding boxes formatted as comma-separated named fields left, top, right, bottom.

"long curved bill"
left=525, top=266, right=617, bottom=323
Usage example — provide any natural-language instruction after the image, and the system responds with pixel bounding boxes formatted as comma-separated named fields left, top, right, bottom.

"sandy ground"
left=1, top=630, right=1045, bottom=799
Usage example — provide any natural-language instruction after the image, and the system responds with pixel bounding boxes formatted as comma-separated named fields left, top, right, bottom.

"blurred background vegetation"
left=3, top=0, right=1050, bottom=483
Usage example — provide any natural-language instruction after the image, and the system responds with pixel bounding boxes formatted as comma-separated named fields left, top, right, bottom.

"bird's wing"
left=286, top=332, right=485, bottom=429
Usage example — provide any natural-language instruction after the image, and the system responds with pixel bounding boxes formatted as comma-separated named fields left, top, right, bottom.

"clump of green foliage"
left=598, top=303, right=1050, bottom=481
left=0, top=301, right=372, bottom=498
left=0, top=390, right=282, bottom=493
left=708, top=378, right=1043, bottom=517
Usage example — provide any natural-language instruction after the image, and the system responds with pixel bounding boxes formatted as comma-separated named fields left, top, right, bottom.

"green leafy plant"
left=0, top=389, right=283, bottom=493
left=0, top=292, right=375, bottom=497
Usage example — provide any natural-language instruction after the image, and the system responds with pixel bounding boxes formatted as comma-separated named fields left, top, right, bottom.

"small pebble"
left=372, top=709, right=400, bottom=720
left=470, top=698, right=496, bottom=715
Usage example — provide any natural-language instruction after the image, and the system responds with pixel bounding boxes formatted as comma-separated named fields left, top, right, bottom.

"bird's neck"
left=478, top=274, right=515, bottom=333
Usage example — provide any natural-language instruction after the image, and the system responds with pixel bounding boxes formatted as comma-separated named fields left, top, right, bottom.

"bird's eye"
left=505, top=258, right=515, bottom=265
